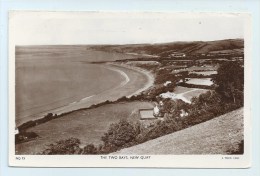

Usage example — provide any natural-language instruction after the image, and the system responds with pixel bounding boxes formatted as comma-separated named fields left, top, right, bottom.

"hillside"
left=113, top=108, right=244, bottom=155
left=90, top=38, right=244, bottom=56
left=16, top=39, right=243, bottom=62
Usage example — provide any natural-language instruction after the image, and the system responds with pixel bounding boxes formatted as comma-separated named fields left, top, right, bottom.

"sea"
left=15, top=46, right=137, bottom=125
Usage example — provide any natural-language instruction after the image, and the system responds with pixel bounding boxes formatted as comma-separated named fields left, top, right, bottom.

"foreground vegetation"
left=113, top=108, right=244, bottom=155
left=40, top=92, right=242, bottom=155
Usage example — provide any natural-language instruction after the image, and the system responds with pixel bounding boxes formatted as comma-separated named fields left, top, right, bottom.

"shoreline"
left=106, top=62, right=155, bottom=98
left=17, top=62, right=155, bottom=128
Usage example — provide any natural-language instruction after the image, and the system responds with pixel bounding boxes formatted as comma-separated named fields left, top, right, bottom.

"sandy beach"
left=106, top=62, right=155, bottom=97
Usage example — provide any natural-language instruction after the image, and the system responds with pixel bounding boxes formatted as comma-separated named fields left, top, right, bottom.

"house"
left=206, top=53, right=215, bottom=57
left=180, top=109, right=189, bottom=118
left=15, top=127, right=19, bottom=135
left=170, top=52, right=186, bottom=58
left=153, top=106, right=160, bottom=116
left=164, top=81, right=172, bottom=86
left=139, top=101, right=165, bottom=120
left=139, top=108, right=157, bottom=120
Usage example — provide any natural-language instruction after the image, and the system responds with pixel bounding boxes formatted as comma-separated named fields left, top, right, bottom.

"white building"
left=153, top=105, right=160, bottom=116
left=170, top=52, right=186, bottom=58
left=180, top=109, right=189, bottom=118
left=15, top=127, right=19, bottom=135
left=164, top=81, right=172, bottom=86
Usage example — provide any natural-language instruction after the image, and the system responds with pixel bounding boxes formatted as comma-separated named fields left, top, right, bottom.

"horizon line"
left=15, top=38, right=244, bottom=47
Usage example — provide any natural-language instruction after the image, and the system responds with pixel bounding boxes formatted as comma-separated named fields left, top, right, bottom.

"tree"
left=41, top=137, right=82, bottom=155
left=101, top=119, right=139, bottom=151
left=83, top=144, right=98, bottom=154
left=162, top=99, right=177, bottom=114
left=161, top=99, right=189, bottom=118
left=155, top=68, right=178, bottom=85
left=212, top=61, right=244, bottom=104
left=179, top=71, right=189, bottom=83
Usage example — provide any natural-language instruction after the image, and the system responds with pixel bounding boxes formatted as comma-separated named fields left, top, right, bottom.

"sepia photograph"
left=9, top=11, right=251, bottom=167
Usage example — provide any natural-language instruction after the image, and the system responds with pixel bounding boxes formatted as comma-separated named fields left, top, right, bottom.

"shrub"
left=41, top=137, right=82, bottom=155
left=140, top=118, right=183, bottom=142
left=18, top=121, right=37, bottom=131
left=15, top=131, right=39, bottom=144
left=226, top=140, right=244, bottom=155
left=212, top=61, right=244, bottom=103
left=101, top=119, right=140, bottom=152
left=177, top=82, right=214, bottom=89
left=83, top=144, right=98, bottom=154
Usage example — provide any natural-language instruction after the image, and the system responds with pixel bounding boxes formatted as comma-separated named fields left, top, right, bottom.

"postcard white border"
left=8, top=11, right=252, bottom=168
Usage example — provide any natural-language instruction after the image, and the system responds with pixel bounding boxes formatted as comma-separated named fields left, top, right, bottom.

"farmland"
left=16, top=101, right=154, bottom=154
left=185, top=78, right=213, bottom=86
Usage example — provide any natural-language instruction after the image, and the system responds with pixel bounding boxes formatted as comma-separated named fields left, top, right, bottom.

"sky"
left=9, top=11, right=247, bottom=45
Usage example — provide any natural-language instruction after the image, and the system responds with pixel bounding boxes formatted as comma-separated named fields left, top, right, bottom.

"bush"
left=83, top=144, right=98, bottom=154
left=15, top=131, right=39, bottom=144
left=18, top=121, right=37, bottom=131
left=212, top=61, right=244, bottom=103
left=41, top=137, right=82, bottom=155
left=139, top=118, right=183, bottom=142
left=101, top=119, right=140, bottom=152
left=177, top=82, right=214, bottom=89
left=226, top=140, right=244, bottom=155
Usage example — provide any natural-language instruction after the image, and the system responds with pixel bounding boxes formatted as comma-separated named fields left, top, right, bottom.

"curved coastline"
left=17, top=62, right=154, bottom=127
left=106, top=62, right=154, bottom=98
left=101, top=64, right=130, bottom=88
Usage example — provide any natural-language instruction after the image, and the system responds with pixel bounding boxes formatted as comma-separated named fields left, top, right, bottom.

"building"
left=180, top=109, right=189, bottom=118
left=139, top=101, right=165, bottom=120
left=170, top=52, right=186, bottom=58
left=153, top=101, right=164, bottom=117
left=15, top=127, right=19, bottom=135
left=153, top=106, right=160, bottom=116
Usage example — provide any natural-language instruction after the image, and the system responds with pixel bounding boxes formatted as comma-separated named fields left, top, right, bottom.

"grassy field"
left=89, top=39, right=243, bottom=56
left=172, top=66, right=217, bottom=73
left=16, top=101, right=154, bottom=154
left=186, top=78, right=213, bottom=86
left=190, top=71, right=217, bottom=75
left=113, top=108, right=244, bottom=155
left=126, top=61, right=160, bottom=65
left=160, top=86, right=208, bottom=103
left=182, top=89, right=209, bottom=101
left=173, top=86, right=195, bottom=94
